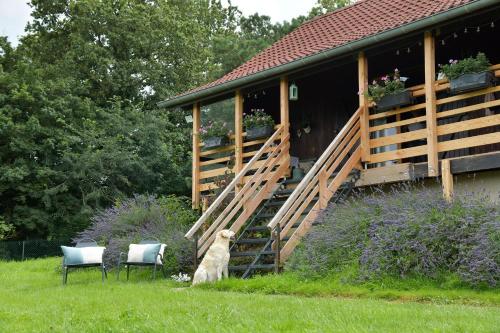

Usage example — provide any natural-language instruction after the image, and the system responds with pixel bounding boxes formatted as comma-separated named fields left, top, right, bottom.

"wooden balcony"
left=358, top=63, right=500, bottom=188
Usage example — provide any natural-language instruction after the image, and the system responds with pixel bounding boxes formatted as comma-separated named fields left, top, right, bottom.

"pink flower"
left=394, top=68, right=399, bottom=72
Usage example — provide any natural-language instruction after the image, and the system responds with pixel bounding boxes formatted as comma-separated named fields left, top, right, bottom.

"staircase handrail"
left=185, top=126, right=285, bottom=240
left=267, top=107, right=361, bottom=231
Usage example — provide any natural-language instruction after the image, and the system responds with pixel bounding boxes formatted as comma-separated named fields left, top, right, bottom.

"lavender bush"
left=75, top=195, right=198, bottom=273
left=286, top=184, right=500, bottom=288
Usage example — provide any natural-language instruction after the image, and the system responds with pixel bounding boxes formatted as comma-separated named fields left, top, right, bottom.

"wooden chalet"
left=159, top=0, right=500, bottom=277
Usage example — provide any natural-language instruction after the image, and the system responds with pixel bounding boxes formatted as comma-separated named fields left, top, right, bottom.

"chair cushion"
left=127, top=243, right=163, bottom=264
left=61, top=246, right=105, bottom=266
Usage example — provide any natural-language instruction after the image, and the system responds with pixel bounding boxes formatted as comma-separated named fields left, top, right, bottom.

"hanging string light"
left=376, top=18, right=498, bottom=57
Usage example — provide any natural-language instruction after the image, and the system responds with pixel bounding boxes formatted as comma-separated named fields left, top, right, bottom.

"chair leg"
left=153, top=264, right=157, bottom=280
left=161, top=265, right=167, bottom=278
left=126, top=265, right=130, bottom=281
left=63, top=267, right=68, bottom=285
left=104, top=266, right=108, bottom=279
left=101, top=264, right=105, bottom=283
left=62, top=266, right=67, bottom=285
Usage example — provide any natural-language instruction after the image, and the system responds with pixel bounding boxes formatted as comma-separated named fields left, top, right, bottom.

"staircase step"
left=235, top=238, right=270, bottom=245
left=274, top=189, right=294, bottom=196
left=265, top=200, right=288, bottom=207
left=229, top=264, right=275, bottom=271
left=246, top=225, right=269, bottom=232
left=254, top=213, right=275, bottom=220
left=230, top=250, right=275, bottom=257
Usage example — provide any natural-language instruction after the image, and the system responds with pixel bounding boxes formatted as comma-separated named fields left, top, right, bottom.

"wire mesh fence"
left=0, top=239, right=72, bottom=261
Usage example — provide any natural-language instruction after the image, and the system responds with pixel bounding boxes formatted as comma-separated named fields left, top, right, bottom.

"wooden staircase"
left=185, top=108, right=362, bottom=276
left=229, top=172, right=359, bottom=278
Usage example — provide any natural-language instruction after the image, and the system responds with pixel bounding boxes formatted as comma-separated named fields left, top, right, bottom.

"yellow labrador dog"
left=192, top=229, right=235, bottom=285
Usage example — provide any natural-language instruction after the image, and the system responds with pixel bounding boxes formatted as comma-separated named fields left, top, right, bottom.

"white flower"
left=171, top=272, right=191, bottom=283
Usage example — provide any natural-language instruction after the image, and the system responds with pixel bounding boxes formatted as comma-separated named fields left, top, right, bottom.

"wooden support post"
left=441, top=159, right=454, bottom=202
left=192, top=102, right=201, bottom=209
left=235, top=90, right=244, bottom=190
left=358, top=52, right=370, bottom=163
left=318, top=169, right=329, bottom=209
left=424, top=31, right=439, bottom=177
left=280, top=77, right=291, bottom=176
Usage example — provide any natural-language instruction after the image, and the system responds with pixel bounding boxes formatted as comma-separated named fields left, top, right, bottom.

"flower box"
left=449, top=71, right=495, bottom=95
left=375, top=90, right=413, bottom=112
left=203, top=136, right=229, bottom=149
left=246, top=125, right=274, bottom=140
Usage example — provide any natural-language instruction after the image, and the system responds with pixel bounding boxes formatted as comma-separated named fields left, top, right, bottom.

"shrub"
left=364, top=69, right=407, bottom=103
left=199, top=120, right=231, bottom=141
left=439, top=52, right=491, bottom=80
left=286, top=184, right=500, bottom=288
left=243, top=110, right=275, bottom=130
left=74, top=194, right=199, bottom=273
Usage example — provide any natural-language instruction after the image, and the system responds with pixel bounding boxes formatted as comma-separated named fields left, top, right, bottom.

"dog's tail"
left=192, top=267, right=208, bottom=286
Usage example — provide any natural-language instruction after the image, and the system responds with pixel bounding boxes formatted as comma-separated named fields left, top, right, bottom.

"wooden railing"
left=186, top=126, right=290, bottom=258
left=198, top=125, right=281, bottom=194
left=368, top=64, right=500, bottom=167
left=267, top=108, right=362, bottom=262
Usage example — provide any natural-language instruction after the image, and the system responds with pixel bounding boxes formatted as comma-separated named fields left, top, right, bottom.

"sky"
left=0, top=0, right=317, bottom=46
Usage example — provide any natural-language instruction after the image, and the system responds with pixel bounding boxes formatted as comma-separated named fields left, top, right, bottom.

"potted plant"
left=365, top=69, right=412, bottom=112
left=439, top=52, right=495, bottom=94
left=243, top=109, right=275, bottom=140
left=199, top=120, right=231, bottom=149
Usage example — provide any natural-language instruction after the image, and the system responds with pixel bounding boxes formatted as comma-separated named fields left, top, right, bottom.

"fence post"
left=193, top=235, right=199, bottom=271
left=273, top=225, right=281, bottom=274
left=21, top=241, right=25, bottom=261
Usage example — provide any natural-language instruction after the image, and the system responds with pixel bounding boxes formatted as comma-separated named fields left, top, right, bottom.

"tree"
left=0, top=0, right=235, bottom=239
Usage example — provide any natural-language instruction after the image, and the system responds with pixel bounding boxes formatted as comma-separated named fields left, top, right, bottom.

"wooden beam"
left=280, top=76, right=290, bottom=176
left=424, top=31, right=439, bottom=177
left=358, top=51, right=370, bottom=162
left=438, top=132, right=500, bottom=153
left=441, top=159, right=453, bottom=203
left=192, top=102, right=201, bottom=209
left=234, top=90, right=244, bottom=190
left=355, top=163, right=414, bottom=187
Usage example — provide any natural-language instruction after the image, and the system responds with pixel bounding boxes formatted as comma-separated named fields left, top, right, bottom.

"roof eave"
left=158, top=0, right=492, bottom=109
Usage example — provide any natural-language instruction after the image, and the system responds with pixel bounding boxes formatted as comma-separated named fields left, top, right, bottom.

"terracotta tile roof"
left=175, top=0, right=475, bottom=100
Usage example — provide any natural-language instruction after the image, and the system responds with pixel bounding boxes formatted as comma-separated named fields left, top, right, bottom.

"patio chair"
left=116, top=237, right=167, bottom=280
left=60, top=238, right=107, bottom=285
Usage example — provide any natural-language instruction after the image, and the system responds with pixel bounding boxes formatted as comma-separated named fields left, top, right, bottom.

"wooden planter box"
left=375, top=90, right=413, bottom=112
left=246, top=125, right=274, bottom=140
left=449, top=71, right=495, bottom=95
left=203, top=136, right=229, bottom=149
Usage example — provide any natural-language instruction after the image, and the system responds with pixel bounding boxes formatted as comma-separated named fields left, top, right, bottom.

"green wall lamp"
left=289, top=83, right=298, bottom=101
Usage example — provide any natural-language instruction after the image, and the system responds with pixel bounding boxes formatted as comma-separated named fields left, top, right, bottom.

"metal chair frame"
left=116, top=238, right=167, bottom=280
left=62, top=238, right=107, bottom=285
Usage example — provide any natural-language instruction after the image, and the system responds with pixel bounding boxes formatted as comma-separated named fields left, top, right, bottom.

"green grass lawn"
left=200, top=271, right=500, bottom=306
left=0, top=257, right=499, bottom=332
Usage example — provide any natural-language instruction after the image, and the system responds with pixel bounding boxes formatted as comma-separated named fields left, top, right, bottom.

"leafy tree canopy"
left=0, top=0, right=352, bottom=240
